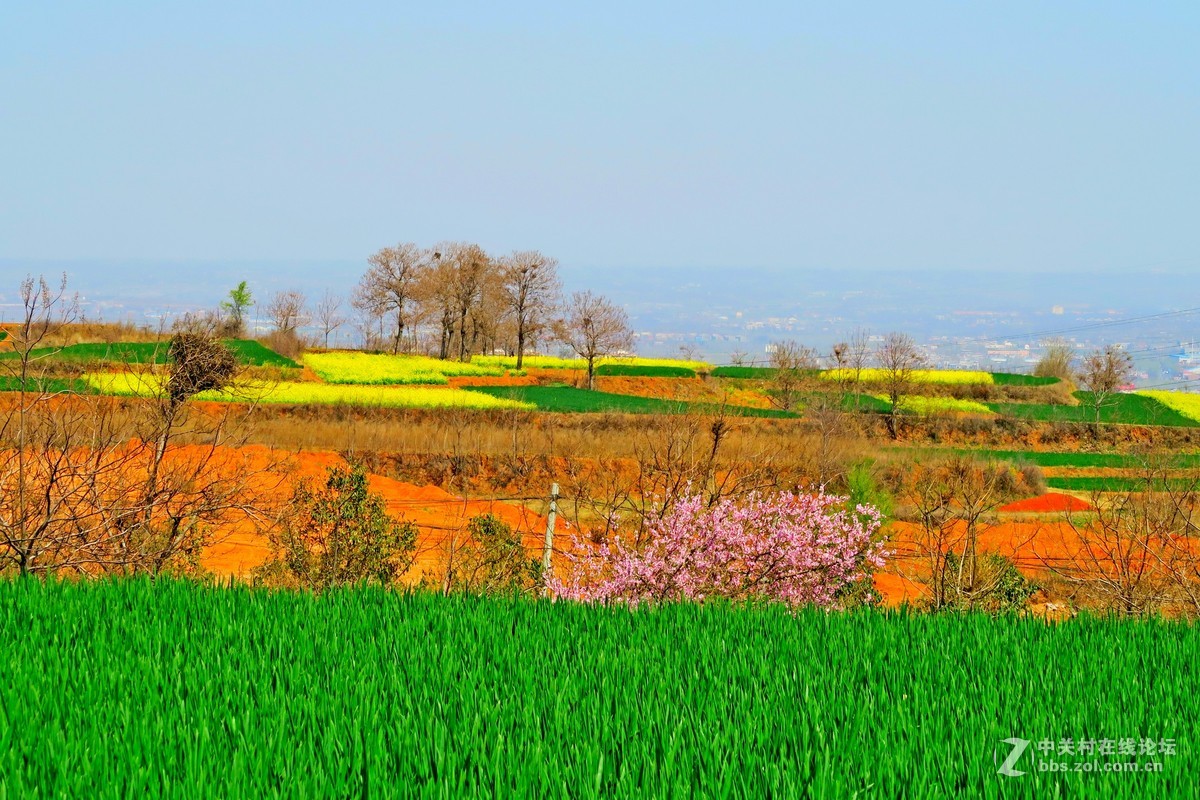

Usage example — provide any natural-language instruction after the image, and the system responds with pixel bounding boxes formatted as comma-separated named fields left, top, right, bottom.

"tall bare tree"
left=0, top=276, right=284, bottom=577
left=353, top=243, right=428, bottom=354
left=0, top=274, right=79, bottom=574
left=265, top=290, right=309, bottom=335
left=1045, top=466, right=1186, bottom=616
left=314, top=290, right=346, bottom=349
left=1076, top=345, right=1134, bottom=423
left=416, top=252, right=459, bottom=360
left=876, top=332, right=925, bottom=439
left=443, top=242, right=491, bottom=362
left=499, top=250, right=561, bottom=368
left=768, top=340, right=818, bottom=412
left=832, top=327, right=871, bottom=409
left=467, top=265, right=508, bottom=357
left=555, top=290, right=634, bottom=390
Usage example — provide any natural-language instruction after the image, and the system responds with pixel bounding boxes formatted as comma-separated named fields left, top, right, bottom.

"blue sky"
left=2, top=2, right=1197, bottom=273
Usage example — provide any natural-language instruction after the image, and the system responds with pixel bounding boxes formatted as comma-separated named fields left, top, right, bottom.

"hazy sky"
left=2, top=2, right=1197, bottom=273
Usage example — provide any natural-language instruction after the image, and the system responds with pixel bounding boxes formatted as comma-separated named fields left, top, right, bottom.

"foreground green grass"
left=469, top=385, right=795, bottom=417
left=2, top=580, right=1195, bottom=798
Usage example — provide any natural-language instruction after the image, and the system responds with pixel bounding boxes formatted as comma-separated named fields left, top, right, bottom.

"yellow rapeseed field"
left=1136, top=391, right=1200, bottom=423
left=872, top=394, right=996, bottom=415
left=83, top=373, right=534, bottom=410
left=302, top=352, right=510, bottom=384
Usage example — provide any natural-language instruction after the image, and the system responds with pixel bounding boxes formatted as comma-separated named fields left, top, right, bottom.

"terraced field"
left=8, top=339, right=1200, bottom=430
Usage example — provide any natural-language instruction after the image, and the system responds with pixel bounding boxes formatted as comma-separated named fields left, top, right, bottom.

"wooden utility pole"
left=542, top=483, right=559, bottom=579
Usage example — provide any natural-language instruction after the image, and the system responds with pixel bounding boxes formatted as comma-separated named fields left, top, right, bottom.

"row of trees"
left=212, top=242, right=636, bottom=389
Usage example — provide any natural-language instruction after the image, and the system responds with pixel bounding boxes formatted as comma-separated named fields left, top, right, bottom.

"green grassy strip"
left=2, top=579, right=1197, bottom=799
left=712, top=365, right=777, bottom=379
left=891, top=448, right=1200, bottom=469
left=991, top=373, right=1061, bottom=386
left=594, top=364, right=697, bottom=378
left=0, top=376, right=93, bottom=394
left=989, top=392, right=1199, bottom=428
left=221, top=339, right=301, bottom=368
left=1046, top=476, right=1200, bottom=492
left=469, top=385, right=796, bottom=417
left=840, top=393, right=892, bottom=413
left=0, top=340, right=298, bottom=368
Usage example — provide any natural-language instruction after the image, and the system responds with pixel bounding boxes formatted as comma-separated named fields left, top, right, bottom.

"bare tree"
left=265, top=290, right=309, bottom=335
left=0, top=274, right=79, bottom=574
left=467, top=265, right=508, bottom=357
left=896, top=457, right=1031, bottom=612
left=353, top=243, right=428, bottom=354
left=555, top=290, right=635, bottom=390
left=898, top=460, right=961, bottom=611
left=768, top=340, right=818, bottom=412
left=1046, top=475, right=1180, bottom=616
left=1076, top=345, right=1134, bottom=423
left=445, top=242, right=491, bottom=362
left=314, top=290, right=347, bottom=349
left=833, top=327, right=871, bottom=409
left=416, top=251, right=459, bottom=360
left=876, top=332, right=925, bottom=439
left=0, top=276, right=285, bottom=577
left=499, top=250, right=561, bottom=368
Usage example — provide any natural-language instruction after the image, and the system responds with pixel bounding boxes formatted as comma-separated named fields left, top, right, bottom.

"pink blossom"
left=548, top=491, right=886, bottom=609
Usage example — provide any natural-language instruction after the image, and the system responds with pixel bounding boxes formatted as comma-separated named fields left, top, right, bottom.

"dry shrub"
left=260, top=330, right=304, bottom=360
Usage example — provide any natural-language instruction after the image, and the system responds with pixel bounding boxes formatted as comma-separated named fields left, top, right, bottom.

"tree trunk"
left=392, top=317, right=404, bottom=355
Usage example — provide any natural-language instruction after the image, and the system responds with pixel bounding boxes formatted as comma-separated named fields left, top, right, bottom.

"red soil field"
left=201, top=447, right=549, bottom=583
left=447, top=374, right=540, bottom=388
left=999, top=493, right=1092, bottom=514
left=593, top=376, right=773, bottom=409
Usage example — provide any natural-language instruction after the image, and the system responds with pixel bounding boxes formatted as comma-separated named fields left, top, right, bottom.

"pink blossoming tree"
left=548, top=490, right=887, bottom=608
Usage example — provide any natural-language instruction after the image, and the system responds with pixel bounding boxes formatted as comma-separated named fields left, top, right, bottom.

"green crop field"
left=713, top=367, right=1058, bottom=387
left=593, top=363, right=697, bottom=378
left=989, top=393, right=1199, bottom=427
left=0, top=340, right=298, bottom=369
left=0, top=375, right=90, bottom=394
left=991, top=373, right=1061, bottom=386
left=896, top=449, right=1200, bottom=470
left=2, top=579, right=1194, bottom=799
left=1045, top=476, right=1200, bottom=493
left=469, top=385, right=795, bottom=417
left=711, top=365, right=779, bottom=379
